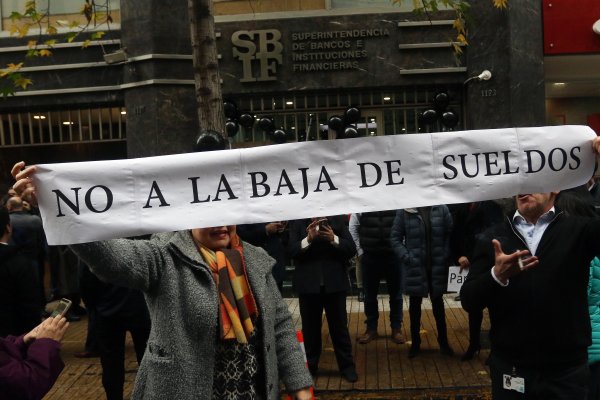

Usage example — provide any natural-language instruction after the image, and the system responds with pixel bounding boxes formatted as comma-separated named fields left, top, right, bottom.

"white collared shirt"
left=512, top=207, right=556, bottom=256
left=491, top=206, right=556, bottom=287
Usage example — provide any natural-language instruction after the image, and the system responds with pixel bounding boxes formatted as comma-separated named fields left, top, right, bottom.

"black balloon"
left=433, top=92, right=449, bottom=111
left=422, top=109, right=438, bottom=125
left=344, top=126, right=359, bottom=138
left=193, top=130, right=227, bottom=152
left=441, top=110, right=459, bottom=128
left=238, top=113, right=255, bottom=129
left=258, top=117, right=275, bottom=131
left=271, top=129, right=287, bottom=144
left=225, top=119, right=239, bottom=137
left=344, top=107, right=361, bottom=124
left=223, top=101, right=238, bottom=119
left=328, top=115, right=344, bottom=131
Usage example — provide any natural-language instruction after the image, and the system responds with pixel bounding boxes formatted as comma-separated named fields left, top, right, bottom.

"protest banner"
left=32, top=125, right=596, bottom=245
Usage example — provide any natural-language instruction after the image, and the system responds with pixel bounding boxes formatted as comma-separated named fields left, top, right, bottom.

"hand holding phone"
left=51, top=298, right=72, bottom=318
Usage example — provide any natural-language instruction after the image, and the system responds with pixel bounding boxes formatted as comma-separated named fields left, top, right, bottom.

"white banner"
left=33, top=125, right=596, bottom=245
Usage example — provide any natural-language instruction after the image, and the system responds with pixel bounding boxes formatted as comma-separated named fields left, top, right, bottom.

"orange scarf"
left=197, top=228, right=258, bottom=344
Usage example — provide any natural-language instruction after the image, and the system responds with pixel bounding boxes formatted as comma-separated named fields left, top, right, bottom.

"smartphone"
left=318, top=218, right=329, bottom=229
left=50, top=298, right=72, bottom=318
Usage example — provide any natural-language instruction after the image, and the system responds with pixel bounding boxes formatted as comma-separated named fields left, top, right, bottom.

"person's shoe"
left=357, top=290, right=365, bottom=303
left=454, top=295, right=461, bottom=301
left=461, top=344, right=481, bottom=361
left=391, top=328, right=406, bottom=344
left=408, top=343, right=420, bottom=358
left=357, top=330, right=378, bottom=344
left=341, top=367, right=358, bottom=383
left=74, top=351, right=100, bottom=358
left=439, top=343, right=455, bottom=356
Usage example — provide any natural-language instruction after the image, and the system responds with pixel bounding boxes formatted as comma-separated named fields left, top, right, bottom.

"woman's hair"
left=555, top=192, right=597, bottom=218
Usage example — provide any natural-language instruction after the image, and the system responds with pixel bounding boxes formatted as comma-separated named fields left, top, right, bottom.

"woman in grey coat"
left=13, top=163, right=313, bottom=400
left=390, top=206, right=453, bottom=359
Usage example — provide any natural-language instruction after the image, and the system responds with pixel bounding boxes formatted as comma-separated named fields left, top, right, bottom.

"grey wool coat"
left=390, top=206, right=453, bottom=298
left=70, top=230, right=313, bottom=399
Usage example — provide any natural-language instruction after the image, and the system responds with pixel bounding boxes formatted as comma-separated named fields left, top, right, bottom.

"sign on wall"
left=217, top=12, right=459, bottom=93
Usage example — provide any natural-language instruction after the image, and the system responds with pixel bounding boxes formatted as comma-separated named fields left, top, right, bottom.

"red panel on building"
left=543, top=0, right=600, bottom=54
left=589, top=114, right=600, bottom=136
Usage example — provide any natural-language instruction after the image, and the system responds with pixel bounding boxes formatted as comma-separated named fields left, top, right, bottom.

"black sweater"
left=461, top=211, right=600, bottom=369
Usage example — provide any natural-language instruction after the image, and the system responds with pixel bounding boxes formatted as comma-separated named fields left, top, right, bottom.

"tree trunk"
left=188, top=0, right=226, bottom=136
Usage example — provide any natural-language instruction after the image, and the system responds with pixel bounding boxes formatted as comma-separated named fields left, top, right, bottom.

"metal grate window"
left=232, top=87, right=463, bottom=144
left=0, top=106, right=126, bottom=148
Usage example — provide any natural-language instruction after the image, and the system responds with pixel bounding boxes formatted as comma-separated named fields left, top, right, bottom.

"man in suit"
left=289, top=215, right=358, bottom=382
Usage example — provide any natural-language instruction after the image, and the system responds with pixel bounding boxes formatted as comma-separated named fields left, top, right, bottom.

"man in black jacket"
left=349, top=211, right=405, bottom=344
left=460, top=191, right=600, bottom=399
left=289, top=215, right=358, bottom=382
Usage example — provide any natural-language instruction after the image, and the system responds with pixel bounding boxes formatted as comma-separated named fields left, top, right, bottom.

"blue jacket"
left=590, top=257, right=600, bottom=365
left=390, top=206, right=453, bottom=298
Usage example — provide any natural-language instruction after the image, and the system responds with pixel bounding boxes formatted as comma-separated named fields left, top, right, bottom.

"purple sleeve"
left=0, top=337, right=64, bottom=400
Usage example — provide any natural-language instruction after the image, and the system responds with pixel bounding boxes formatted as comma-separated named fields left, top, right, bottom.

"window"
left=331, top=0, right=411, bottom=10
left=0, top=106, right=126, bottom=147
left=1, top=0, right=120, bottom=32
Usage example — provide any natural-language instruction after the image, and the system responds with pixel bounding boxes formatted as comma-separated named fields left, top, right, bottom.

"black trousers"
left=408, top=295, right=448, bottom=347
left=298, top=290, right=354, bottom=372
left=489, top=353, right=589, bottom=400
left=467, top=308, right=483, bottom=348
left=97, top=313, right=151, bottom=400
left=590, top=362, right=600, bottom=400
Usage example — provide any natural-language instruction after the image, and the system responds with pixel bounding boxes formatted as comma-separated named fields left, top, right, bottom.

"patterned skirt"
left=212, top=331, right=265, bottom=399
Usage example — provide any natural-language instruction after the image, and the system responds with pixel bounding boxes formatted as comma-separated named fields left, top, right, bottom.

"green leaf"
left=9, top=11, right=23, bottom=21
left=66, top=32, right=78, bottom=43
left=90, top=31, right=106, bottom=40
left=0, top=85, right=16, bottom=97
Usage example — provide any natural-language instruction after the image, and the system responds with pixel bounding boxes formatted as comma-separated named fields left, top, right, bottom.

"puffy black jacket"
left=358, top=211, right=396, bottom=254
left=390, top=206, right=452, bottom=298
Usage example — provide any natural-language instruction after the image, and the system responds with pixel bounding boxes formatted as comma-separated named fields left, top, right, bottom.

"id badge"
left=503, top=374, right=525, bottom=393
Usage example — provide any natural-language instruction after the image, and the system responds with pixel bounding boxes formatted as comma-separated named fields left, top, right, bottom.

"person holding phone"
left=288, top=216, right=358, bottom=382
left=11, top=161, right=313, bottom=400
left=0, top=314, right=69, bottom=400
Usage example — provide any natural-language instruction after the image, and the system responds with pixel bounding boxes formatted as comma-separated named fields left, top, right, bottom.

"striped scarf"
left=198, top=230, right=258, bottom=344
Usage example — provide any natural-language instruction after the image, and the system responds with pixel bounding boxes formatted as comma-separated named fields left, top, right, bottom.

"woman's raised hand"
left=11, top=161, right=37, bottom=200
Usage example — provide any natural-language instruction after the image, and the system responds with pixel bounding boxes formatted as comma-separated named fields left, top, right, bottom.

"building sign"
left=232, top=29, right=283, bottom=82
left=290, top=28, right=388, bottom=72
left=218, top=12, right=458, bottom=93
